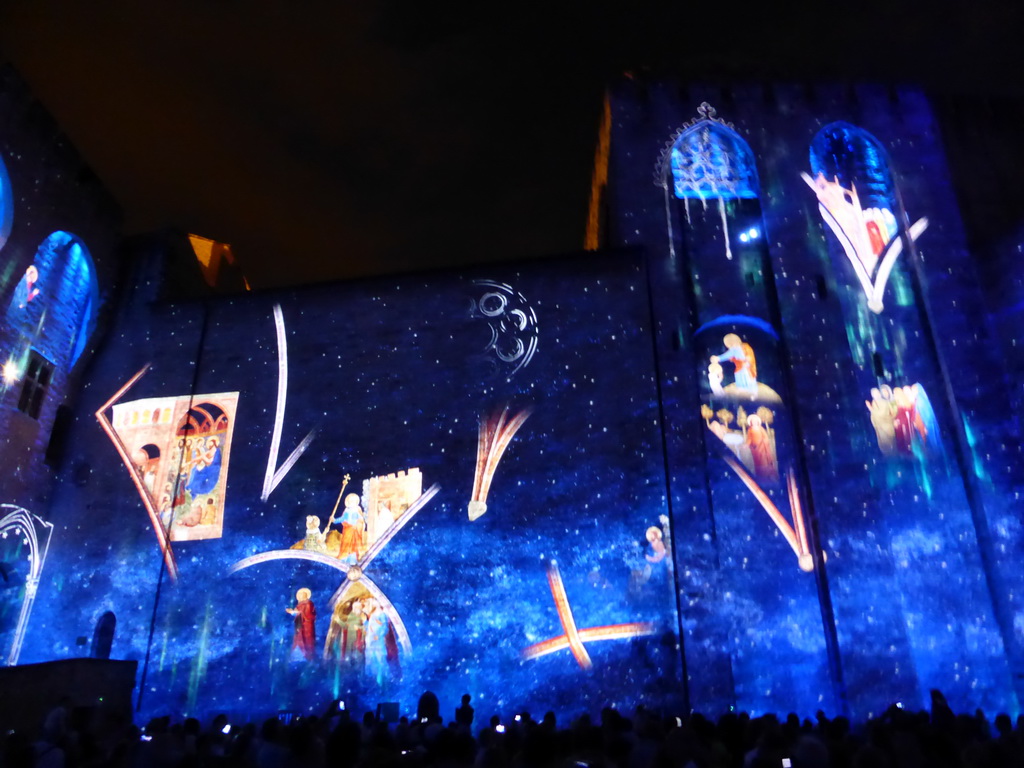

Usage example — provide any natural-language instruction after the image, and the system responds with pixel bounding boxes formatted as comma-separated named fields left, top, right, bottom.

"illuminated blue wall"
left=3, top=72, right=1023, bottom=725
left=25, top=249, right=683, bottom=720
left=0, top=64, right=121, bottom=670
left=603, top=81, right=1024, bottom=719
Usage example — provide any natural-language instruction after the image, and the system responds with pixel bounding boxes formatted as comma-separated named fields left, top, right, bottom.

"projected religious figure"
left=95, top=366, right=239, bottom=580
left=702, top=404, right=779, bottom=483
left=468, top=404, right=532, bottom=521
left=630, top=515, right=672, bottom=593
left=292, top=470, right=423, bottom=562
left=231, top=475, right=438, bottom=681
left=11, top=265, right=41, bottom=309
left=866, top=383, right=940, bottom=458
left=323, top=585, right=401, bottom=683
left=708, top=335, right=782, bottom=404
left=110, top=392, right=238, bottom=542
left=286, top=587, right=317, bottom=662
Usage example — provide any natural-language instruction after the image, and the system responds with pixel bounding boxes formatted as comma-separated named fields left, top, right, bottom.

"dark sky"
left=1, top=2, right=1022, bottom=289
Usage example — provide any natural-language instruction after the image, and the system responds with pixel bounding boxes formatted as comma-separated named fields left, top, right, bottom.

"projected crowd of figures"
left=697, top=319, right=812, bottom=571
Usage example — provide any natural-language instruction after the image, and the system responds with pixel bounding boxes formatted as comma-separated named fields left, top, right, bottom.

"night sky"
left=1, top=2, right=1022, bottom=289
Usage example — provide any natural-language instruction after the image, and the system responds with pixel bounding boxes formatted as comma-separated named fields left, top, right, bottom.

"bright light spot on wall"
left=2, top=358, right=20, bottom=385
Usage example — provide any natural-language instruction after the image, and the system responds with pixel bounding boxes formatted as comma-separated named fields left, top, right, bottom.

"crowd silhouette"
left=4, top=689, right=1024, bottom=768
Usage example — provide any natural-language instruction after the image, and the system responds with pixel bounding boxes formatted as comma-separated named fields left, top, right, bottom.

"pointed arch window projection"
left=804, top=122, right=928, bottom=313
left=668, top=103, right=760, bottom=202
left=658, top=103, right=762, bottom=260
left=5, top=231, right=100, bottom=374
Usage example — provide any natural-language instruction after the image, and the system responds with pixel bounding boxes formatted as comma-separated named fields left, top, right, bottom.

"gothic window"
left=658, top=102, right=763, bottom=261
left=4, top=231, right=99, bottom=372
left=804, top=122, right=927, bottom=313
left=668, top=103, right=759, bottom=202
left=17, top=350, right=53, bottom=419
left=809, top=122, right=897, bottom=213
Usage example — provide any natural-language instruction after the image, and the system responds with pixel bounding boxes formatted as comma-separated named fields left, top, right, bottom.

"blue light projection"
left=669, top=105, right=759, bottom=202
left=809, top=122, right=898, bottom=213
left=25, top=255, right=682, bottom=722
left=0, top=154, right=11, bottom=253
left=4, top=231, right=99, bottom=371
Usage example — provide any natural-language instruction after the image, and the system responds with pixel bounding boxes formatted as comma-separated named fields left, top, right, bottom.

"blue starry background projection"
left=602, top=81, right=1023, bottom=719
left=24, top=251, right=682, bottom=719
left=4, top=77, right=1024, bottom=725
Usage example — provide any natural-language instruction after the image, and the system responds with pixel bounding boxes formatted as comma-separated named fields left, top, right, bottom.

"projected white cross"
left=228, top=483, right=439, bottom=654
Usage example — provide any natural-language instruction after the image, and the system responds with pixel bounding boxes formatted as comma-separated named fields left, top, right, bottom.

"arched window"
left=809, top=122, right=897, bottom=212
left=90, top=611, right=116, bottom=659
left=5, top=231, right=99, bottom=372
left=669, top=106, right=759, bottom=202
left=0, top=154, right=11, bottom=253
left=804, top=122, right=927, bottom=313
left=658, top=103, right=762, bottom=261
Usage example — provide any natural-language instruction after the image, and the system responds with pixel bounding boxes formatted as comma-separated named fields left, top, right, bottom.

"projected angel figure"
left=286, top=587, right=317, bottom=662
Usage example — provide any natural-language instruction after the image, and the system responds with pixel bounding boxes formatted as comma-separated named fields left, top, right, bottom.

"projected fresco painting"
left=109, top=392, right=239, bottom=543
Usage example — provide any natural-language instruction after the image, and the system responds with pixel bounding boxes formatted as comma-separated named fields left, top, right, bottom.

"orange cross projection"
left=522, top=559, right=656, bottom=670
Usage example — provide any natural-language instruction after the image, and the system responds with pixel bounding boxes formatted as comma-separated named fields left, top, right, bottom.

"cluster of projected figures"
left=702, top=329, right=814, bottom=571
left=87, top=289, right=667, bottom=690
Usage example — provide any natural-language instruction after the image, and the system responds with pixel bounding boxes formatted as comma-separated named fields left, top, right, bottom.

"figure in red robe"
left=286, top=588, right=317, bottom=662
left=745, top=415, right=778, bottom=482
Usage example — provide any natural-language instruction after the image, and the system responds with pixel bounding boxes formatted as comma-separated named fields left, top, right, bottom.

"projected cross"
left=228, top=483, right=439, bottom=655
left=522, top=559, right=655, bottom=670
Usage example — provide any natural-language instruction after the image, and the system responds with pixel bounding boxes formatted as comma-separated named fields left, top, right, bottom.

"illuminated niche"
left=0, top=154, right=11, bottom=253
left=4, top=232, right=99, bottom=376
left=657, top=102, right=760, bottom=260
left=803, top=122, right=927, bottom=313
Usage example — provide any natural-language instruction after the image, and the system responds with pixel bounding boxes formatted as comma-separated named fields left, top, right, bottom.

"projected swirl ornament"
left=471, top=280, right=538, bottom=376
left=228, top=482, right=440, bottom=658
left=0, top=505, right=54, bottom=666
left=523, top=560, right=656, bottom=670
